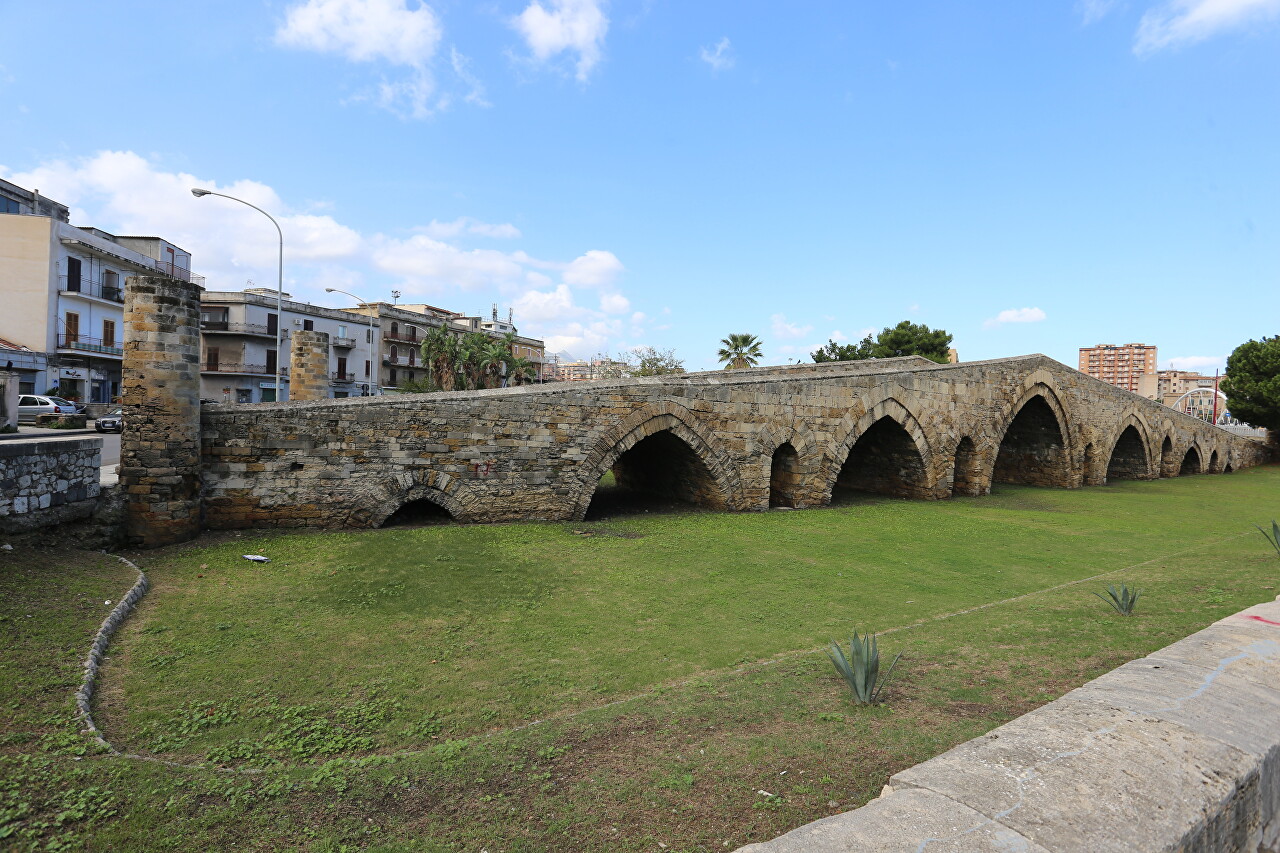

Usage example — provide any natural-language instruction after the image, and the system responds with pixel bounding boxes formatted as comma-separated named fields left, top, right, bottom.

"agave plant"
left=1256, top=520, right=1280, bottom=559
left=1095, top=583, right=1141, bottom=616
left=827, top=630, right=902, bottom=705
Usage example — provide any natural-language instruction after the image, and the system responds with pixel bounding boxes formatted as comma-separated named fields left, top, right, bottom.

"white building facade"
left=200, top=288, right=381, bottom=403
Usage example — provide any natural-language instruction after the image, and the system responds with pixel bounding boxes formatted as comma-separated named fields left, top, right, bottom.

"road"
left=100, top=432, right=120, bottom=467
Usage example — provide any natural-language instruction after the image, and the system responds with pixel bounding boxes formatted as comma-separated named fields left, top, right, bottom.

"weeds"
left=1094, top=584, right=1141, bottom=616
left=826, top=630, right=902, bottom=705
left=1257, top=520, right=1280, bottom=558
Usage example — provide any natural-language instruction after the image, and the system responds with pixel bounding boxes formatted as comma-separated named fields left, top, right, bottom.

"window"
left=267, top=313, right=278, bottom=335
left=0, top=196, right=19, bottom=214
left=366, top=329, right=372, bottom=343
left=64, top=312, right=80, bottom=345
left=390, top=345, right=398, bottom=360
left=391, top=322, right=399, bottom=337
left=205, top=347, right=220, bottom=371
left=408, top=349, right=416, bottom=366
left=266, top=349, right=277, bottom=373
left=338, top=324, right=347, bottom=337
left=389, top=368, right=397, bottom=385
left=102, top=270, right=120, bottom=300
left=66, top=258, right=82, bottom=292
left=103, top=319, right=116, bottom=348
left=303, top=319, right=314, bottom=331
left=364, top=360, right=370, bottom=377
left=336, top=356, right=347, bottom=378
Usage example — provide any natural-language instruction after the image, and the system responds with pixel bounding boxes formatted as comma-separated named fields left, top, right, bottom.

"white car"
left=17, top=394, right=79, bottom=423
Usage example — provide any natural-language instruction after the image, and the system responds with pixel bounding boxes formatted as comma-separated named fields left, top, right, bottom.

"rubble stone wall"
left=0, top=437, right=101, bottom=532
left=198, top=355, right=1270, bottom=529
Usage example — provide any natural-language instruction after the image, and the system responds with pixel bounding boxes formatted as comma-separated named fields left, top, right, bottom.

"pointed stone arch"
left=1179, top=445, right=1203, bottom=476
left=753, top=422, right=821, bottom=508
left=358, top=469, right=481, bottom=528
left=991, top=384, right=1074, bottom=488
left=1104, top=414, right=1155, bottom=482
left=951, top=435, right=987, bottom=496
left=1159, top=435, right=1176, bottom=478
left=823, top=397, right=938, bottom=501
left=570, top=402, right=742, bottom=520
left=1208, top=448, right=1222, bottom=474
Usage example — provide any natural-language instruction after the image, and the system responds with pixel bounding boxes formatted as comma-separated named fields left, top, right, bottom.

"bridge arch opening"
left=832, top=416, right=928, bottom=501
left=952, top=437, right=981, bottom=496
left=1224, top=462, right=1234, bottom=473
left=381, top=497, right=454, bottom=527
left=584, top=429, right=724, bottom=519
left=769, top=442, right=801, bottom=508
left=1106, top=426, right=1150, bottom=481
left=1179, top=446, right=1202, bottom=476
left=1209, top=450, right=1220, bottom=473
left=1160, top=436, right=1175, bottom=477
left=993, top=395, right=1068, bottom=487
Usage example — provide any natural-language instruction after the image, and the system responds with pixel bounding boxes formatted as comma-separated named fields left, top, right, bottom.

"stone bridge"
left=117, top=277, right=1268, bottom=545
left=197, top=352, right=1268, bottom=530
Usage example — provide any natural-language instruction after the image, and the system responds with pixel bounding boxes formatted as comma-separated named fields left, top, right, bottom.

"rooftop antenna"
left=392, top=289, right=401, bottom=305
left=508, top=307, right=513, bottom=325
left=492, top=303, right=498, bottom=321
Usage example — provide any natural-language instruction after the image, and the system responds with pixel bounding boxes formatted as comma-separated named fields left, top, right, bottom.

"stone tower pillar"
left=289, top=330, right=331, bottom=402
left=120, top=275, right=202, bottom=547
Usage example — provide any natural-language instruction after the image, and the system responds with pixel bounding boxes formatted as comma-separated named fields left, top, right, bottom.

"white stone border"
left=75, top=552, right=149, bottom=754
left=739, top=596, right=1280, bottom=852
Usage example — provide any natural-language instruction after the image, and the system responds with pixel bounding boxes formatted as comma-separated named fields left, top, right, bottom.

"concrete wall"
left=0, top=214, right=55, bottom=357
left=198, top=355, right=1270, bottom=530
left=740, top=596, right=1280, bottom=853
left=0, top=436, right=102, bottom=533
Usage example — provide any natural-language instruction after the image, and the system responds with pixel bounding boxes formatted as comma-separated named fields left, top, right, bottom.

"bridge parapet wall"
left=199, top=354, right=1268, bottom=529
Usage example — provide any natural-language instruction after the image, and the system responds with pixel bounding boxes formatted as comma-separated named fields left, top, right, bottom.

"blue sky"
left=2, top=0, right=1277, bottom=371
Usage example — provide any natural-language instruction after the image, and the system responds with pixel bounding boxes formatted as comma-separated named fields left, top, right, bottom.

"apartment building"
left=199, top=288, right=381, bottom=402
left=337, top=302, right=545, bottom=390
left=1077, top=343, right=1157, bottom=393
left=543, top=356, right=628, bottom=382
left=0, top=178, right=197, bottom=406
left=1136, top=369, right=1217, bottom=403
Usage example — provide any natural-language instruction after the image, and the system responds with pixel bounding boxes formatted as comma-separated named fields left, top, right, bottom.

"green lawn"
left=3, top=465, right=1279, bottom=851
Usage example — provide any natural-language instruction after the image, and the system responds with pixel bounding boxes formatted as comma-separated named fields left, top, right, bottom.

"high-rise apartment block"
left=1078, top=343, right=1157, bottom=393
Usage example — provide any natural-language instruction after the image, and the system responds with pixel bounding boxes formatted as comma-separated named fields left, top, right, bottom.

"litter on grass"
left=242, top=555, right=270, bottom=563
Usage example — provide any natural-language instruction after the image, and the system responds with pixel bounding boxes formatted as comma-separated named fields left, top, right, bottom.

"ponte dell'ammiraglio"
left=119, top=276, right=1270, bottom=547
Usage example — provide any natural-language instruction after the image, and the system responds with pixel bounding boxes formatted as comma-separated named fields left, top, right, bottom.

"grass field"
left=3, top=466, right=1279, bottom=851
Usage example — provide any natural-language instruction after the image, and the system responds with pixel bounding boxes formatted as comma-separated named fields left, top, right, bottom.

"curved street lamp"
left=191, top=188, right=285, bottom=402
left=325, top=287, right=380, bottom=396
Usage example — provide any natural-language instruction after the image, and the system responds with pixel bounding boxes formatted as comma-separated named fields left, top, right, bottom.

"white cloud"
left=1135, top=0, right=1280, bottom=54
left=277, top=0, right=442, bottom=67
left=417, top=217, right=522, bottom=240
left=770, top=313, right=813, bottom=340
left=275, top=0, right=476, bottom=117
left=1079, top=0, right=1120, bottom=24
left=511, top=0, right=609, bottom=81
left=1164, top=355, right=1226, bottom=371
left=600, top=292, right=630, bottom=314
left=2, top=151, right=637, bottom=356
left=563, top=249, right=624, bottom=286
left=983, top=307, right=1047, bottom=329
left=700, top=37, right=734, bottom=72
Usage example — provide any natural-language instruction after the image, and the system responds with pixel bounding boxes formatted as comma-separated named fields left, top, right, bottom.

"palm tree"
left=458, top=332, right=491, bottom=390
left=718, top=333, right=763, bottom=370
left=507, top=356, right=537, bottom=386
left=479, top=339, right=511, bottom=388
left=419, top=326, right=459, bottom=391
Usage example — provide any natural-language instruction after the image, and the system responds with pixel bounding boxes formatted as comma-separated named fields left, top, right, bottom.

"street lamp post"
left=325, top=287, right=379, bottom=396
left=191, top=188, right=285, bottom=402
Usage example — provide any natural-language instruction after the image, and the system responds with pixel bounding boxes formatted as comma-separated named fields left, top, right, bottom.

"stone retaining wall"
left=0, top=436, right=102, bottom=533
left=740, top=597, right=1280, bottom=853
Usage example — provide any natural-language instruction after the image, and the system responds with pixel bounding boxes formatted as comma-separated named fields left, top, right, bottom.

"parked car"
left=17, top=394, right=79, bottom=423
left=95, top=408, right=124, bottom=433
left=50, top=397, right=87, bottom=415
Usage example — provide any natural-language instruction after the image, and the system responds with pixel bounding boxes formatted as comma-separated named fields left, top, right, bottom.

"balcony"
left=201, top=319, right=274, bottom=337
left=383, top=356, right=418, bottom=367
left=202, top=362, right=276, bottom=376
left=59, top=276, right=124, bottom=303
left=330, top=371, right=356, bottom=383
left=153, top=259, right=206, bottom=286
left=332, top=336, right=357, bottom=348
left=57, top=332, right=122, bottom=357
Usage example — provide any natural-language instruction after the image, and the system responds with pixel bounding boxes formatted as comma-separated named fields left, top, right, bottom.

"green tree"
left=624, top=346, right=685, bottom=376
left=718, top=333, right=763, bottom=370
left=507, top=356, right=538, bottom=385
left=811, top=321, right=952, bottom=365
left=812, top=335, right=874, bottom=362
left=419, top=326, right=459, bottom=391
left=1221, top=335, right=1280, bottom=430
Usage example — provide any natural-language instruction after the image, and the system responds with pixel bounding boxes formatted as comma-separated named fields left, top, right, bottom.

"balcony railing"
left=330, top=371, right=356, bottom=382
left=383, top=356, right=418, bottom=367
left=59, top=276, right=124, bottom=303
left=153, top=260, right=205, bottom=286
left=200, top=320, right=273, bottom=336
left=331, top=336, right=357, bottom=348
left=57, top=333, right=122, bottom=356
left=202, top=362, right=274, bottom=375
